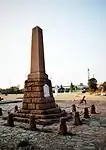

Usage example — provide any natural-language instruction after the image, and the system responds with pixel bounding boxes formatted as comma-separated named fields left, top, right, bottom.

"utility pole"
left=88, top=68, right=90, bottom=82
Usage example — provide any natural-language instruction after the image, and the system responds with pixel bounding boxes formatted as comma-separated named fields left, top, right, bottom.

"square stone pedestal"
left=14, top=77, right=66, bottom=125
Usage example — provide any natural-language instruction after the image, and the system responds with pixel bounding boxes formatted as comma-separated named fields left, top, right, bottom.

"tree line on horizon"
left=0, top=86, right=23, bottom=95
left=0, top=78, right=106, bottom=95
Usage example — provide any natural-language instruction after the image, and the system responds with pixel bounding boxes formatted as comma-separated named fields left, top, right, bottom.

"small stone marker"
left=59, top=117, right=67, bottom=135
left=74, top=112, right=82, bottom=125
left=72, top=104, right=76, bottom=112
left=0, top=108, right=2, bottom=116
left=14, top=105, right=18, bottom=112
left=7, top=113, right=14, bottom=127
left=29, top=116, right=36, bottom=131
left=90, top=104, right=96, bottom=114
left=84, top=107, right=90, bottom=118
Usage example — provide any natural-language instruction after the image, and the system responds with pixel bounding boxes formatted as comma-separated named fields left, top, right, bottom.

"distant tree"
left=18, top=89, right=24, bottom=94
left=75, top=86, right=78, bottom=90
left=60, top=85, right=64, bottom=89
left=88, top=78, right=98, bottom=92
left=102, top=81, right=106, bottom=92
left=97, top=84, right=103, bottom=93
left=0, top=86, right=20, bottom=94
left=64, top=88, right=70, bottom=93
left=80, top=83, right=83, bottom=86
left=58, top=84, right=64, bottom=93
left=9, top=86, right=19, bottom=94
left=70, top=82, right=74, bottom=92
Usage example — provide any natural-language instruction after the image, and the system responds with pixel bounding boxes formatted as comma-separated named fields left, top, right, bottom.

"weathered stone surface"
left=24, top=86, right=43, bottom=92
left=15, top=112, right=26, bottom=118
left=72, top=104, right=76, bottom=112
left=18, top=109, right=30, bottom=114
left=90, top=104, right=96, bottom=114
left=36, top=102, right=55, bottom=110
left=84, top=108, right=90, bottom=118
left=74, top=112, right=82, bottom=125
left=14, top=117, right=29, bottom=123
left=7, top=113, right=14, bottom=127
left=29, top=116, right=36, bottom=131
left=14, top=105, right=18, bottom=112
left=30, top=107, right=61, bottom=114
left=28, top=103, right=36, bottom=109
left=23, top=98, right=32, bottom=103
left=59, top=117, right=67, bottom=135
left=22, top=102, right=28, bottom=109
left=14, top=26, right=65, bottom=125
left=0, top=108, right=3, bottom=116
left=24, top=91, right=44, bottom=98
left=24, top=80, right=44, bottom=87
left=31, top=97, right=54, bottom=103
left=34, top=111, right=65, bottom=119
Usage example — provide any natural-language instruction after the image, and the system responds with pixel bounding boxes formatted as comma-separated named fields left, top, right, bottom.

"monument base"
left=14, top=76, right=66, bottom=125
left=14, top=108, right=66, bottom=125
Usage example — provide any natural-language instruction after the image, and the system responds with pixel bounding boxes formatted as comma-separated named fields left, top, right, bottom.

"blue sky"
left=0, top=0, right=106, bottom=88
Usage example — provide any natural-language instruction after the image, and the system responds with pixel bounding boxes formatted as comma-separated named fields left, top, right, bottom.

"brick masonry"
left=14, top=26, right=66, bottom=125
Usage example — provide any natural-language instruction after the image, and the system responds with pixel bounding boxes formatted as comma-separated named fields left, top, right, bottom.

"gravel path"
left=0, top=99, right=106, bottom=150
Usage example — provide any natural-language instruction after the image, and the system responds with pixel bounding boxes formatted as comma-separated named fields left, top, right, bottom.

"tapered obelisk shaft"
left=30, top=26, right=45, bottom=73
left=14, top=26, right=65, bottom=125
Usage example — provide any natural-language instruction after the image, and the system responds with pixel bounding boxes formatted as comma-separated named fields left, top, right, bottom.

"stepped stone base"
left=14, top=77, right=66, bottom=125
left=14, top=110, right=66, bottom=125
left=14, top=106, right=66, bottom=125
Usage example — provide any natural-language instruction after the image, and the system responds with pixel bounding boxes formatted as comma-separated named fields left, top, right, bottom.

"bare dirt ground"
left=0, top=93, right=106, bottom=150
left=54, top=93, right=106, bottom=116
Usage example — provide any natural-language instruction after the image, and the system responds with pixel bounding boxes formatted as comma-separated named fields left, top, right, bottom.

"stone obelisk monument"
left=15, top=26, right=65, bottom=125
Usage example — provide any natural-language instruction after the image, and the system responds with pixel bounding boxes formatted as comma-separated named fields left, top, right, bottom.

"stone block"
left=59, top=117, right=67, bottom=135
left=31, top=86, right=43, bottom=92
left=15, top=112, right=26, bottom=118
left=25, top=81, right=44, bottom=87
left=28, top=103, right=35, bottom=110
left=0, top=108, right=2, bottom=116
left=31, top=98, right=42, bottom=103
left=31, top=97, right=45, bottom=103
left=44, top=107, right=61, bottom=114
left=26, top=114, right=33, bottom=118
left=22, top=102, right=28, bottom=109
left=31, top=97, right=54, bottom=103
left=19, top=109, right=30, bottom=113
left=29, top=116, right=36, bottom=131
left=28, top=73, right=48, bottom=81
left=31, top=109, right=45, bottom=114
left=14, top=117, right=29, bottom=123
left=24, top=86, right=43, bottom=92
left=30, top=107, right=61, bottom=115
left=24, top=92, right=44, bottom=98
left=7, top=113, right=14, bottom=127
left=23, top=98, right=32, bottom=103
left=24, top=86, right=32, bottom=92
left=36, top=102, right=55, bottom=110
left=32, top=103, right=36, bottom=109
left=31, top=111, right=65, bottom=119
